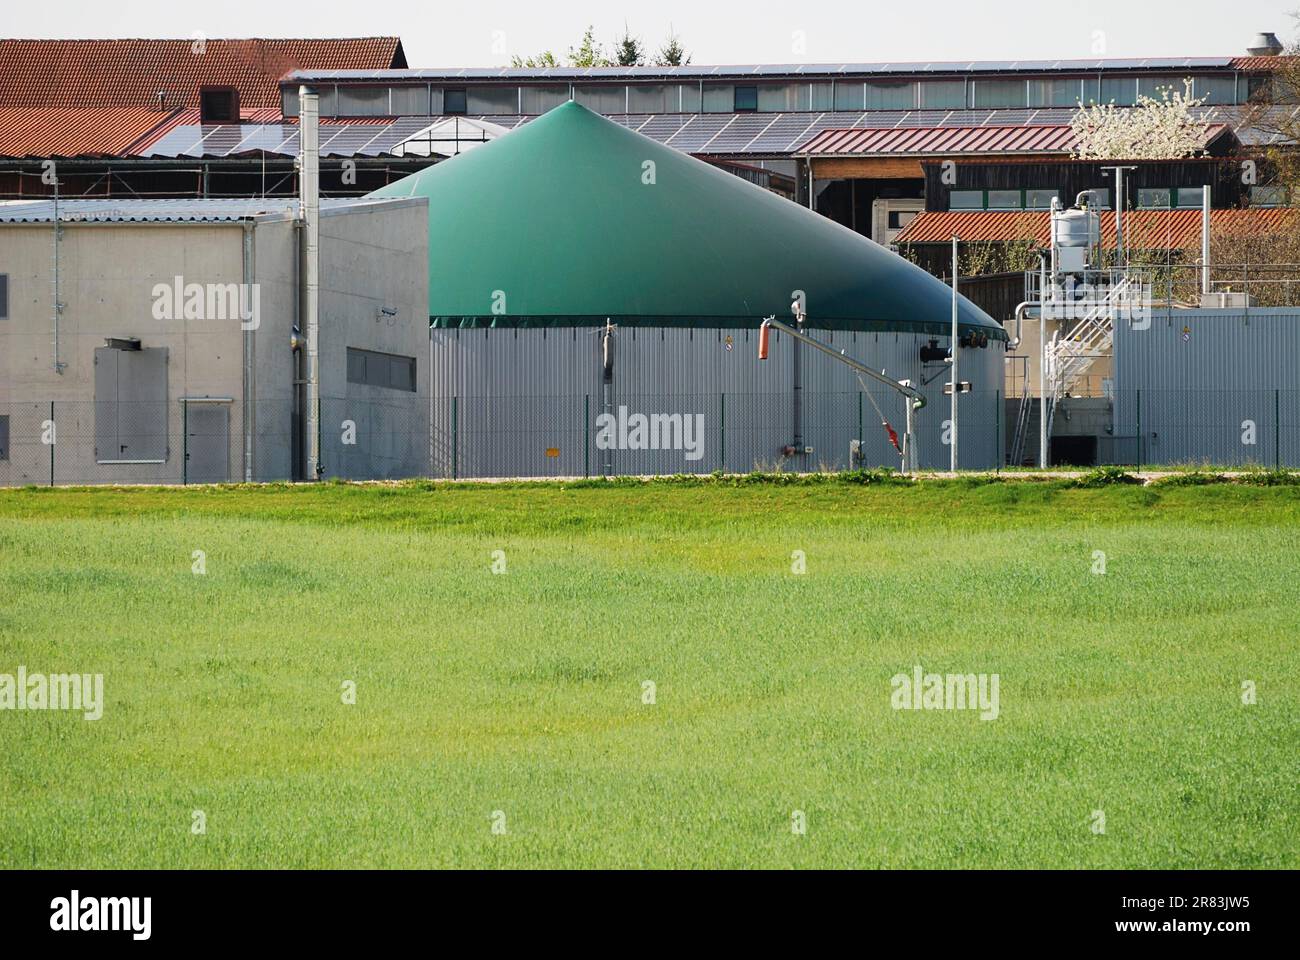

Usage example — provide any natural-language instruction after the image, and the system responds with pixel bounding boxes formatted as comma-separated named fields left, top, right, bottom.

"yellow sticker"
left=545, top=447, right=560, bottom=458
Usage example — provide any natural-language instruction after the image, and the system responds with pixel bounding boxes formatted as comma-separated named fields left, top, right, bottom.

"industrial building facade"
left=0, top=197, right=429, bottom=485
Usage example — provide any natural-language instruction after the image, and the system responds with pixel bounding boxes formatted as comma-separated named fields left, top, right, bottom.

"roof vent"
left=1247, top=32, right=1284, bottom=57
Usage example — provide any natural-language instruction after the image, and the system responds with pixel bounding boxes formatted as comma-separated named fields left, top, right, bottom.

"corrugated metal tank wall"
left=429, top=326, right=1006, bottom=477
left=1113, top=308, right=1300, bottom=466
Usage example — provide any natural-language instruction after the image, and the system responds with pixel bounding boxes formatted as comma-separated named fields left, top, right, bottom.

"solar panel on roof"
left=703, top=115, right=772, bottom=151
left=665, top=116, right=731, bottom=150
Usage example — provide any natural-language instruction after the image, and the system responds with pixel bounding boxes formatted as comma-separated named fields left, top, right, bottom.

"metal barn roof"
left=288, top=57, right=1241, bottom=83
left=369, top=101, right=1003, bottom=337
left=0, top=196, right=416, bottom=223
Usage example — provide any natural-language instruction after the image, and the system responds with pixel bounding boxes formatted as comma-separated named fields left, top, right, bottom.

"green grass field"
left=1, top=477, right=1297, bottom=869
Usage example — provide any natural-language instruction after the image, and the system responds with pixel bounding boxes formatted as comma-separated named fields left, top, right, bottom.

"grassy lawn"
left=1, top=477, right=1297, bottom=869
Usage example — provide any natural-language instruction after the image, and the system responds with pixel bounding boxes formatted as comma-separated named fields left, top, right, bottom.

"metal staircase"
left=1044, top=275, right=1138, bottom=436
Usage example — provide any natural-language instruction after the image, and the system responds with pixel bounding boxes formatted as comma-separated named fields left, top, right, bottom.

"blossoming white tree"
left=1071, top=79, right=1211, bottom=159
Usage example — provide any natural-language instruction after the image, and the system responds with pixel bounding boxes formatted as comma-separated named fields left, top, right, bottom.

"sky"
left=7, top=0, right=1298, bottom=66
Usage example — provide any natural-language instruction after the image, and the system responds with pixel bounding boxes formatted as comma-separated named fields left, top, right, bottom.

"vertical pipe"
left=720, top=392, right=725, bottom=472
left=950, top=235, right=959, bottom=472
left=1136, top=389, right=1142, bottom=470
left=51, top=175, right=65, bottom=375
left=300, top=85, right=321, bottom=480
left=1039, top=254, right=1048, bottom=468
left=49, top=400, right=54, bottom=486
left=1276, top=389, right=1281, bottom=468
left=241, top=222, right=255, bottom=481
left=1115, top=169, right=1125, bottom=266
left=183, top=400, right=188, bottom=485
left=1201, top=184, right=1212, bottom=298
left=584, top=393, right=589, bottom=479
left=451, top=395, right=458, bottom=480
left=996, top=388, right=1001, bottom=474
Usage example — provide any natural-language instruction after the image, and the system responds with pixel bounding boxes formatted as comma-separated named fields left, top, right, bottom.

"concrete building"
left=0, top=196, right=428, bottom=485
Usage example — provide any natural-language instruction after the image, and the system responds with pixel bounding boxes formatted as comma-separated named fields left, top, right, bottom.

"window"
left=1081, top=188, right=1111, bottom=209
left=1100, top=77, right=1136, bottom=105
left=1247, top=75, right=1274, bottom=102
left=521, top=85, right=568, bottom=114
left=865, top=82, right=914, bottom=110
left=337, top=86, right=389, bottom=117
left=1176, top=187, right=1207, bottom=208
left=971, top=80, right=1026, bottom=108
left=919, top=81, right=964, bottom=109
left=987, top=190, right=1022, bottom=210
left=1137, top=188, right=1171, bottom=209
left=1194, top=75, right=1237, bottom=105
left=733, top=85, right=758, bottom=112
left=443, top=88, right=468, bottom=114
left=949, top=191, right=984, bottom=210
left=0, top=273, right=7, bottom=319
left=1250, top=185, right=1287, bottom=208
left=94, top=345, right=168, bottom=463
left=199, top=87, right=239, bottom=123
left=0, top=414, right=7, bottom=461
left=347, top=348, right=416, bottom=393
left=1028, top=79, right=1081, bottom=107
left=809, top=82, right=834, bottom=111
left=467, top=86, right=520, bottom=115
left=389, top=85, right=430, bottom=115
left=1025, top=189, right=1059, bottom=210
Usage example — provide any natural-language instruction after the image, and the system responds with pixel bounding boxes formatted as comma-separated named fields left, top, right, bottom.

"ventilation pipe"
left=51, top=173, right=65, bottom=374
left=242, top=222, right=256, bottom=481
left=1247, top=32, right=1284, bottom=56
left=299, top=85, right=321, bottom=479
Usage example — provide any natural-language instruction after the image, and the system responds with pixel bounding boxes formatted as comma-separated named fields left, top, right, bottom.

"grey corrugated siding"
left=1113, top=308, right=1300, bottom=466
left=429, top=326, right=1005, bottom=477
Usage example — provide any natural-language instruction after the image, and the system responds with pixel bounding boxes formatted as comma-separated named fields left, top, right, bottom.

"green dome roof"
left=371, top=101, right=1004, bottom=338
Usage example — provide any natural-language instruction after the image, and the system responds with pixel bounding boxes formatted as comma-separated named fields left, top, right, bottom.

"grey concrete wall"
left=0, top=197, right=429, bottom=485
left=317, top=200, right=430, bottom=480
left=0, top=222, right=246, bottom=485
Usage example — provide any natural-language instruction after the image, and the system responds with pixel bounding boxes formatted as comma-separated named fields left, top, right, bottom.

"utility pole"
left=1101, top=165, right=1137, bottom=266
left=950, top=235, right=959, bottom=472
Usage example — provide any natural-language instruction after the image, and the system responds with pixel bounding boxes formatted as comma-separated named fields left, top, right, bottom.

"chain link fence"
left=7, top=388, right=1297, bottom=485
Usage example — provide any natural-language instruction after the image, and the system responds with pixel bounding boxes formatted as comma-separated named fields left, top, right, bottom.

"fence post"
left=720, top=392, right=725, bottom=472
left=995, top=388, right=1001, bottom=474
left=182, top=400, right=189, bottom=485
left=584, top=394, right=590, bottom=479
left=49, top=400, right=55, bottom=487
left=1276, top=389, right=1281, bottom=469
left=451, top=395, right=458, bottom=481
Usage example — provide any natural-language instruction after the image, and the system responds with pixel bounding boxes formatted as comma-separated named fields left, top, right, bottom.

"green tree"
left=614, top=25, right=646, bottom=67
left=568, top=26, right=613, bottom=68
left=657, top=30, right=690, bottom=67
left=510, top=51, right=560, bottom=68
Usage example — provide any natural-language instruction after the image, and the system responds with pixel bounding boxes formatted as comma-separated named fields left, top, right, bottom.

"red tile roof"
left=895, top=208, right=1300, bottom=247
left=0, top=38, right=404, bottom=110
left=0, top=106, right=181, bottom=158
left=1230, top=55, right=1298, bottom=71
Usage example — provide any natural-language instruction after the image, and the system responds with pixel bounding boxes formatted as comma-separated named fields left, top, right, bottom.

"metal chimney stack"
left=299, top=85, right=321, bottom=479
left=1247, top=32, right=1284, bottom=56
